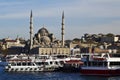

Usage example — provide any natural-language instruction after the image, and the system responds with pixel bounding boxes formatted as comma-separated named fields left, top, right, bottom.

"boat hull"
left=80, top=69, right=120, bottom=76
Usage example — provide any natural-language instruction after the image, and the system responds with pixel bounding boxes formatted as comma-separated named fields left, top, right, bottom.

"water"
left=0, top=67, right=120, bottom=80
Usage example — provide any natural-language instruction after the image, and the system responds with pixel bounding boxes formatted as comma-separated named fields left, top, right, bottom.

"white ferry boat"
left=80, top=53, right=120, bottom=76
left=5, top=55, right=63, bottom=72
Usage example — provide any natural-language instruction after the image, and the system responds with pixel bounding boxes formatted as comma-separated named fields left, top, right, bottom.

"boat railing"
left=7, top=59, right=32, bottom=63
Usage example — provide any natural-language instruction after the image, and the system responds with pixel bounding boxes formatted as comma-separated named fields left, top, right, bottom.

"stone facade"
left=38, top=47, right=70, bottom=55
left=33, top=27, right=55, bottom=47
left=31, top=27, right=70, bottom=55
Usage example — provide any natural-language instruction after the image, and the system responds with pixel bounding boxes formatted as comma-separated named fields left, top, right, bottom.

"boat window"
left=55, top=61, right=58, bottom=65
left=110, top=62, right=120, bottom=66
left=83, top=55, right=90, bottom=61
left=8, top=65, right=11, bottom=68
left=110, top=54, right=120, bottom=57
left=98, top=62, right=103, bottom=66
left=45, top=62, right=49, bottom=65
left=76, top=55, right=81, bottom=58
left=11, top=68, right=14, bottom=71
left=103, top=54, right=108, bottom=58
left=90, top=61, right=105, bottom=67
left=17, top=63, right=21, bottom=66
left=11, top=63, right=16, bottom=66
left=30, top=68, right=32, bottom=70
left=85, top=61, right=102, bottom=67
left=88, top=62, right=91, bottom=66
left=32, top=63, right=35, bottom=66
left=22, top=62, right=26, bottom=66
left=36, top=62, right=43, bottom=65
left=60, top=61, right=64, bottom=64
left=21, top=68, right=23, bottom=70
left=103, top=62, right=107, bottom=67
left=34, top=68, right=37, bottom=70
left=92, top=62, right=98, bottom=66
left=84, top=62, right=87, bottom=66
left=16, top=68, right=18, bottom=71
left=28, top=62, right=31, bottom=66
left=50, top=62, right=52, bottom=64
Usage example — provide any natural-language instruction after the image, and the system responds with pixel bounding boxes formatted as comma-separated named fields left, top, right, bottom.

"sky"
left=0, top=0, right=120, bottom=40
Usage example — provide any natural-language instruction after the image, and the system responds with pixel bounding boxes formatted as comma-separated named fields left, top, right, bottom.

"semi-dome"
left=41, top=36, right=51, bottom=45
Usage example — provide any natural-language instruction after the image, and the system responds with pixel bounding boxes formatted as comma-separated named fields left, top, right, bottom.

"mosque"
left=29, top=11, right=70, bottom=55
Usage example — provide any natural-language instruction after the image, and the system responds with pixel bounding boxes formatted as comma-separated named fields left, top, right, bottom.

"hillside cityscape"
left=0, top=11, right=120, bottom=56
left=0, top=0, right=120, bottom=79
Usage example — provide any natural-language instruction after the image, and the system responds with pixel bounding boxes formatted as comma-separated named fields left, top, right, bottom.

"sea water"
left=0, top=67, right=120, bottom=80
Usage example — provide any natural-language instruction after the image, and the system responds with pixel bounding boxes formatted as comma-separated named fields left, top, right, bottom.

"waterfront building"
left=3, top=37, right=25, bottom=49
left=101, top=36, right=119, bottom=43
left=0, top=37, right=25, bottom=55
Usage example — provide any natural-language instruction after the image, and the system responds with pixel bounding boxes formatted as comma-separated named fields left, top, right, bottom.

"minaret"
left=30, top=10, right=33, bottom=50
left=61, top=11, right=65, bottom=47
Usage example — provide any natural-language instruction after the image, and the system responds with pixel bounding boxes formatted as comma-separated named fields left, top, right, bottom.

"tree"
left=72, top=38, right=81, bottom=44
left=106, top=33, right=114, bottom=37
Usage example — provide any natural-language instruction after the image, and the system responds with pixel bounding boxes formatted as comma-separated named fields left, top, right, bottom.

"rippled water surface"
left=0, top=67, right=120, bottom=80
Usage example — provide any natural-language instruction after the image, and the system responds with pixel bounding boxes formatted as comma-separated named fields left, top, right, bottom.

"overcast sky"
left=0, top=0, right=120, bottom=40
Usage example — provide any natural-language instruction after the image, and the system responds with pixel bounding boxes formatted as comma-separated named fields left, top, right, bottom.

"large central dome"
left=33, top=27, right=55, bottom=46
left=38, top=27, right=49, bottom=36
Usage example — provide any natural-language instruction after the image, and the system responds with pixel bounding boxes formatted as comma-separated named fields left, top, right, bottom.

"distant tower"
left=30, top=10, right=33, bottom=50
left=61, top=11, right=65, bottom=47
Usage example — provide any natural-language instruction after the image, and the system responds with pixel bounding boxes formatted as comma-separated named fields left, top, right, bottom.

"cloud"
left=0, top=0, right=120, bottom=19
left=0, top=13, right=28, bottom=19
left=0, top=1, right=25, bottom=6
left=89, top=0, right=120, bottom=3
left=62, top=0, right=120, bottom=18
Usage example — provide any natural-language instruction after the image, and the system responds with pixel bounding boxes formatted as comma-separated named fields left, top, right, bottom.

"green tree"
left=106, top=33, right=114, bottom=37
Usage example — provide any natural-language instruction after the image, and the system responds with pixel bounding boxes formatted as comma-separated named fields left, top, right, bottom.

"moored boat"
left=5, top=55, right=64, bottom=72
left=80, top=53, right=120, bottom=76
left=57, top=59, right=83, bottom=72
